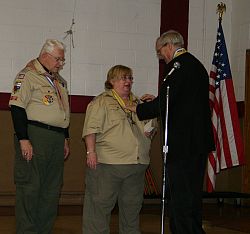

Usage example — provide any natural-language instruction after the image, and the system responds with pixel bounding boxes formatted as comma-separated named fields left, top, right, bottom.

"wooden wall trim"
left=0, top=92, right=11, bottom=111
left=0, top=92, right=245, bottom=117
left=0, top=92, right=94, bottom=113
left=69, top=95, right=94, bottom=113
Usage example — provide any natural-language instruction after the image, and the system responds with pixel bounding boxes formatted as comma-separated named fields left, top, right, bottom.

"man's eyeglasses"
left=156, top=43, right=167, bottom=58
left=120, top=76, right=134, bottom=81
left=47, top=53, right=65, bottom=65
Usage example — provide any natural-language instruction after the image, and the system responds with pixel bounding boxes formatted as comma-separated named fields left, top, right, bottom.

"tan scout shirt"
left=82, top=90, right=155, bottom=165
left=9, top=59, right=70, bottom=128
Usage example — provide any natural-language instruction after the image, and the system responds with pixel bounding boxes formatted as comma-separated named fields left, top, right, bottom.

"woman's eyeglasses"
left=120, top=76, right=134, bottom=81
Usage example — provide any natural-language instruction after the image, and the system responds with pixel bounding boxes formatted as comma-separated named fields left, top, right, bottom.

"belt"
left=28, top=120, right=65, bottom=133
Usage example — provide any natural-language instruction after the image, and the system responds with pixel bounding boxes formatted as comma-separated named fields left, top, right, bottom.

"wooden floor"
left=0, top=202, right=250, bottom=234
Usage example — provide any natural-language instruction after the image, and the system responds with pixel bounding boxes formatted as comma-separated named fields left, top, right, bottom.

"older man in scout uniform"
left=9, top=39, right=70, bottom=233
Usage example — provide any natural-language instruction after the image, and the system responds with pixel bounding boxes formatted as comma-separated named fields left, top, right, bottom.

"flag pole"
left=207, top=2, right=227, bottom=193
left=207, top=1, right=245, bottom=192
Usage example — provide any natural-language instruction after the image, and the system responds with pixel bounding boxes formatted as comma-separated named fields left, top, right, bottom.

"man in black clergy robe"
left=127, top=30, right=214, bottom=234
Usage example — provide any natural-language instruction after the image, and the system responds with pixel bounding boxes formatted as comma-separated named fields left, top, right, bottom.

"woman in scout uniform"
left=82, top=65, right=157, bottom=234
left=9, top=39, right=70, bottom=234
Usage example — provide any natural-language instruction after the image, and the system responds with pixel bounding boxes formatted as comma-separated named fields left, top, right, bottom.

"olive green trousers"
left=14, top=125, right=65, bottom=234
left=82, top=163, right=148, bottom=234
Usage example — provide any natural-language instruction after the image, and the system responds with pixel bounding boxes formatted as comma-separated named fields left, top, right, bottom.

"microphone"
left=163, top=62, right=181, bottom=81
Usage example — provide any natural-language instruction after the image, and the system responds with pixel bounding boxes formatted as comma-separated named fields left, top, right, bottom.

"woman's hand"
left=144, top=128, right=157, bottom=139
left=86, top=152, right=98, bottom=169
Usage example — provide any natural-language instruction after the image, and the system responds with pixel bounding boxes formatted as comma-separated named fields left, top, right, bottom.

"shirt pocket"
left=107, top=104, right=126, bottom=123
left=40, top=86, right=56, bottom=106
left=40, top=85, right=55, bottom=93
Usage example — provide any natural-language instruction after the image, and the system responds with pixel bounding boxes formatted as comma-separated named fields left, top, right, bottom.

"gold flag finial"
left=217, top=2, right=226, bottom=20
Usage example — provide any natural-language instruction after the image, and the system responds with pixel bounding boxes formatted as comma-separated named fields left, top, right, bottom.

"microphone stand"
left=160, top=61, right=180, bottom=233
left=161, top=85, right=170, bottom=234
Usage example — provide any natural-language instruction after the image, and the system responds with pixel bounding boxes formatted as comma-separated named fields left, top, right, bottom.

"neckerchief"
left=111, top=89, right=133, bottom=113
left=45, top=73, right=66, bottom=115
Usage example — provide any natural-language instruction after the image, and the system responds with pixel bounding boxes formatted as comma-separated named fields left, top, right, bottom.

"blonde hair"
left=105, top=65, right=133, bottom=89
left=39, top=39, right=66, bottom=56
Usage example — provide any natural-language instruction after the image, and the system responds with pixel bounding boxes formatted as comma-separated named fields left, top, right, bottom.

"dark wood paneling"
left=243, top=50, right=250, bottom=193
left=159, top=0, right=189, bottom=84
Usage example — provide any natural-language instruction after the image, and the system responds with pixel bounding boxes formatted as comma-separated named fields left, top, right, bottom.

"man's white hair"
left=39, top=39, right=66, bottom=55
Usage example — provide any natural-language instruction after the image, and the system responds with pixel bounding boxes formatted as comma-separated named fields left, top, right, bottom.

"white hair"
left=39, top=39, right=66, bottom=55
left=157, top=30, right=184, bottom=48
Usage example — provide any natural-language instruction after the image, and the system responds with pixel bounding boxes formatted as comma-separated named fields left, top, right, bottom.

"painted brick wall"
left=0, top=0, right=161, bottom=97
left=1, top=0, right=250, bottom=101
left=188, top=0, right=250, bottom=102
left=188, top=0, right=232, bottom=78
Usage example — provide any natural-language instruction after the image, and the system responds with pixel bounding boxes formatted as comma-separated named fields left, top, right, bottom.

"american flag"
left=207, top=19, right=245, bottom=192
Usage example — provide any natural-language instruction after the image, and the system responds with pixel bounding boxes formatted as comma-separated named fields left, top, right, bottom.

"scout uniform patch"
left=13, top=72, right=26, bottom=93
left=42, top=95, right=54, bottom=105
left=18, top=73, right=25, bottom=79
left=13, top=81, right=22, bottom=93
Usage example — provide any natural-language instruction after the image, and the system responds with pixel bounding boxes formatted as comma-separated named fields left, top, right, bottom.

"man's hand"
left=125, top=94, right=155, bottom=112
left=140, top=94, right=156, bottom=102
left=19, top=139, right=33, bottom=161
